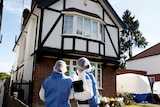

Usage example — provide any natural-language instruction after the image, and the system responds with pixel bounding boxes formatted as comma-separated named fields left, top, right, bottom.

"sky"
left=0, top=0, right=31, bottom=74
left=108, top=0, right=160, bottom=54
left=0, top=0, right=160, bottom=74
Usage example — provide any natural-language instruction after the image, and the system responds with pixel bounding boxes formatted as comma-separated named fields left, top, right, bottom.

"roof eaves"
left=102, top=0, right=126, bottom=30
left=37, top=0, right=58, bottom=8
left=12, top=10, right=33, bottom=51
left=127, top=43, right=160, bottom=61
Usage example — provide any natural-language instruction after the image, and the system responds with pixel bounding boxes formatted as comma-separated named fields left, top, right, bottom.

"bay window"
left=63, top=15, right=104, bottom=41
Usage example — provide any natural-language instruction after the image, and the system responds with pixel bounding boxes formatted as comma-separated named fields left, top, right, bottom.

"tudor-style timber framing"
left=10, top=0, right=126, bottom=106
left=35, top=0, right=123, bottom=65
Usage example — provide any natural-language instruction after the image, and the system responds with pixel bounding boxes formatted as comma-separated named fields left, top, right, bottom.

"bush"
left=100, top=97, right=122, bottom=107
left=0, top=72, right=10, bottom=80
left=117, top=92, right=136, bottom=105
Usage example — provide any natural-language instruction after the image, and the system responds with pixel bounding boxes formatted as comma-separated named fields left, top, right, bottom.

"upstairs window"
left=84, top=18, right=91, bottom=37
left=92, top=21, right=98, bottom=38
left=77, top=17, right=83, bottom=35
left=64, top=15, right=104, bottom=41
left=63, top=16, right=73, bottom=34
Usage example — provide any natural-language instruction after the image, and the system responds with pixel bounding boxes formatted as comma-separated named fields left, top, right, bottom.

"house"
left=117, top=68, right=147, bottom=75
left=10, top=0, right=125, bottom=106
left=126, top=43, right=160, bottom=85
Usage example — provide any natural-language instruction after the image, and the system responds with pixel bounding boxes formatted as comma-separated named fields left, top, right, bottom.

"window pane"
left=84, top=18, right=91, bottom=37
left=99, top=24, right=104, bottom=41
left=73, top=60, right=77, bottom=65
left=98, top=64, right=101, bottom=68
left=77, top=17, right=83, bottom=35
left=97, top=70, right=101, bottom=87
left=64, top=16, right=73, bottom=34
left=91, top=62, right=96, bottom=67
left=65, top=59, right=102, bottom=88
left=92, top=69, right=95, bottom=76
left=65, top=66, right=70, bottom=76
left=92, top=21, right=98, bottom=38
left=73, top=67, right=77, bottom=72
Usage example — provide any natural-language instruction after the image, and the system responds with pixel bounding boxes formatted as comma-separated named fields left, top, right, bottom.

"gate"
left=10, top=80, right=33, bottom=107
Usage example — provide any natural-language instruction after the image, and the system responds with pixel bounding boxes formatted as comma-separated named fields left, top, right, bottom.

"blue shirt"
left=43, top=71, right=72, bottom=107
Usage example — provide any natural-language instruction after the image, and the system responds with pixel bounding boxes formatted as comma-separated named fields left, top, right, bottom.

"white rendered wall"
left=42, top=11, right=60, bottom=41
left=105, top=26, right=118, bottom=57
left=104, top=12, right=114, bottom=25
left=127, top=55, right=160, bottom=75
left=25, top=18, right=37, bottom=81
left=41, top=0, right=119, bottom=57
left=89, top=41, right=99, bottom=53
left=43, top=18, right=63, bottom=49
left=66, top=0, right=103, bottom=18
left=75, top=39, right=87, bottom=51
left=66, top=0, right=119, bottom=57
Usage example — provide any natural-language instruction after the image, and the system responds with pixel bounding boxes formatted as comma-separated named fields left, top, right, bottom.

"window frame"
left=63, top=14, right=104, bottom=42
left=64, top=59, right=103, bottom=89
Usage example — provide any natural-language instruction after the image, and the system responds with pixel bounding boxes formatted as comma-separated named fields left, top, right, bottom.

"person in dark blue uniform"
left=39, top=60, right=73, bottom=107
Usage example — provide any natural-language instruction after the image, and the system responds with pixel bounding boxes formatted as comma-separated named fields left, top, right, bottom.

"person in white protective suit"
left=71, top=57, right=100, bottom=107
left=39, top=60, right=73, bottom=107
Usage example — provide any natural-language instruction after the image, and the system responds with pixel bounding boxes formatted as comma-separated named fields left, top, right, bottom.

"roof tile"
left=129, top=43, right=160, bottom=60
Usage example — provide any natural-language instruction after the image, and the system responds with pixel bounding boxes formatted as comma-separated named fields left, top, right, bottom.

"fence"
left=2, top=79, right=33, bottom=107
left=0, top=79, right=6, bottom=107
left=10, top=80, right=33, bottom=106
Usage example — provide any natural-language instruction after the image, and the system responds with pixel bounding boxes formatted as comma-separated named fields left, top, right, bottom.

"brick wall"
left=116, top=68, right=147, bottom=75
left=32, top=57, right=56, bottom=105
left=32, top=57, right=118, bottom=106
left=148, top=74, right=160, bottom=81
left=99, top=65, right=117, bottom=97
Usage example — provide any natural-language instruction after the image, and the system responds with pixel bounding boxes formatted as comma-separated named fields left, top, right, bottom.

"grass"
left=124, top=104, right=152, bottom=107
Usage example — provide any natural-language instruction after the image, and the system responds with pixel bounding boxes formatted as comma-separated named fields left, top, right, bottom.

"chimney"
left=21, top=8, right=30, bottom=29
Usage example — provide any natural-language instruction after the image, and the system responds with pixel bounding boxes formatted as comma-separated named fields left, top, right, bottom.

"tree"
left=0, top=72, right=10, bottom=80
left=120, top=9, right=148, bottom=58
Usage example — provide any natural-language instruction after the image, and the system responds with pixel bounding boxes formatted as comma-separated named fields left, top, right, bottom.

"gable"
left=129, top=43, right=160, bottom=60
left=100, top=0, right=126, bottom=30
left=37, top=0, right=125, bottom=30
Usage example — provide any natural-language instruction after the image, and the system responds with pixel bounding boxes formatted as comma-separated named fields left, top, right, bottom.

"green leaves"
left=0, top=72, right=10, bottom=80
left=120, top=9, right=148, bottom=58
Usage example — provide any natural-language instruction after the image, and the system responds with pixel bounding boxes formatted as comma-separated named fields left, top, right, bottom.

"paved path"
left=143, top=103, right=160, bottom=107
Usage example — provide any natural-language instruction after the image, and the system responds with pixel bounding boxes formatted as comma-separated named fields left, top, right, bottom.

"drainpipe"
left=30, top=12, right=39, bottom=107
left=31, top=12, right=38, bottom=81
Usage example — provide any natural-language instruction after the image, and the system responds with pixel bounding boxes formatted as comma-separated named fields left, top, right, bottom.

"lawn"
left=124, top=104, right=152, bottom=107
